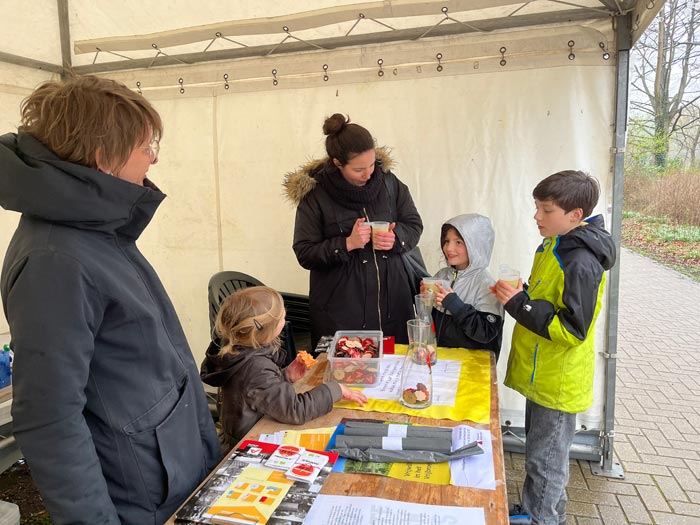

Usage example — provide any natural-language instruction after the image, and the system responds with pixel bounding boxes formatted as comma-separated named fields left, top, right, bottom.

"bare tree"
left=672, top=102, right=700, bottom=167
left=630, top=0, right=700, bottom=168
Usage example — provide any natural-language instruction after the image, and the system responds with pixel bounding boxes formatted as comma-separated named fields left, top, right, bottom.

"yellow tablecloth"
left=333, top=345, right=491, bottom=424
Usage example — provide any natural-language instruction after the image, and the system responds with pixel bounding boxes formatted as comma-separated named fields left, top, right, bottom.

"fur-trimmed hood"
left=283, top=146, right=394, bottom=205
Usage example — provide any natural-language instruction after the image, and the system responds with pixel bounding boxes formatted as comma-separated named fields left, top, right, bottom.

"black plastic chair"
left=208, top=271, right=265, bottom=332
left=207, top=271, right=296, bottom=366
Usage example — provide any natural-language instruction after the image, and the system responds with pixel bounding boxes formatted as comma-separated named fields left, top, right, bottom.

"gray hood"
left=434, top=213, right=502, bottom=317
left=446, top=213, right=494, bottom=273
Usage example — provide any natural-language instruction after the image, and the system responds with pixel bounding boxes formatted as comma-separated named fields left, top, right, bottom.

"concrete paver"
left=505, top=248, right=700, bottom=523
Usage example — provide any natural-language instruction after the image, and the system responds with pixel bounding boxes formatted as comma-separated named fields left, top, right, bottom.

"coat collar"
left=282, top=146, right=394, bottom=205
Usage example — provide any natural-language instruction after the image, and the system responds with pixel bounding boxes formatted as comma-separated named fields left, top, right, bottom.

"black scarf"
left=316, top=160, right=385, bottom=212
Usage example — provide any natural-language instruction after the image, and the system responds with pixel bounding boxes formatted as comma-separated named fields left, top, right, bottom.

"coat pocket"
left=123, top=374, right=206, bottom=511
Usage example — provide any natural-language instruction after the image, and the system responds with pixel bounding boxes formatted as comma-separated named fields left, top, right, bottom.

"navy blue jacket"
left=0, top=133, right=221, bottom=524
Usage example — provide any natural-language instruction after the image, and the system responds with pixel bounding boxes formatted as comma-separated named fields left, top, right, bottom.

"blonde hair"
left=215, top=286, right=285, bottom=354
left=19, top=75, right=162, bottom=174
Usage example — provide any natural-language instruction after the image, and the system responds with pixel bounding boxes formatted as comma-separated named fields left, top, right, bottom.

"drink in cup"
left=369, top=221, right=390, bottom=245
left=422, top=278, right=450, bottom=296
left=498, top=264, right=520, bottom=288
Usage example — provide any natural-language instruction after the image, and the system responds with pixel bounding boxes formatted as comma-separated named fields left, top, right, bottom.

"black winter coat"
left=284, top=149, right=423, bottom=347
left=0, top=133, right=221, bottom=525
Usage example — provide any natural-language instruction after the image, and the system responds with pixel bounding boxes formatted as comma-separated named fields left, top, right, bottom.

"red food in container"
left=325, top=330, right=384, bottom=387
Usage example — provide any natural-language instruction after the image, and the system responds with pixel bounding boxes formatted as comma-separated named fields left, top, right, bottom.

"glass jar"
left=400, top=319, right=433, bottom=409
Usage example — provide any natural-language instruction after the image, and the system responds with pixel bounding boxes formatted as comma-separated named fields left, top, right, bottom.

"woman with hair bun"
left=284, top=114, right=423, bottom=347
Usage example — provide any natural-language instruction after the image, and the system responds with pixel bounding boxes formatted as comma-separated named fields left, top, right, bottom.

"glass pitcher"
left=400, top=319, right=433, bottom=409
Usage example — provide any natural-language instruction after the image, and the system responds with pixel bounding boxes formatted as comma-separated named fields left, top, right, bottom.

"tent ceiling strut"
left=57, top=0, right=72, bottom=75
left=72, top=8, right=608, bottom=75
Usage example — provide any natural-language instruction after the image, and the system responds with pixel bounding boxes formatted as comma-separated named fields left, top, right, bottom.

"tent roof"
left=2, top=0, right=664, bottom=75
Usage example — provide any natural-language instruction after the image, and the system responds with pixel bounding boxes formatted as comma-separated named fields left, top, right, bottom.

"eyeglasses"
left=144, top=139, right=160, bottom=163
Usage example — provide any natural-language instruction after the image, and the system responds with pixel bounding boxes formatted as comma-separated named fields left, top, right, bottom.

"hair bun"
left=323, top=113, right=349, bottom=136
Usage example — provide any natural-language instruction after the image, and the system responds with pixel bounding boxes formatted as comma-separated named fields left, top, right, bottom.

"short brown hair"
left=215, top=286, right=285, bottom=354
left=532, top=170, right=600, bottom=218
left=20, top=75, right=162, bottom=173
left=323, top=113, right=375, bottom=165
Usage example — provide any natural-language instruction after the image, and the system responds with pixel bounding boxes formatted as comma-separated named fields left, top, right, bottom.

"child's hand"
left=372, top=222, right=396, bottom=251
left=346, top=218, right=371, bottom=251
left=284, top=358, right=307, bottom=383
left=434, top=284, right=453, bottom=307
left=339, top=384, right=368, bottom=406
left=491, top=279, right=523, bottom=305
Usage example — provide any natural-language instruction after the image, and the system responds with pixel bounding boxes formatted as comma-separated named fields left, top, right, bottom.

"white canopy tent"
left=0, top=1, right=664, bottom=473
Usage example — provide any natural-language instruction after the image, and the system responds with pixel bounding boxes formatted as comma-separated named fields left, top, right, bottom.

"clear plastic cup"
left=498, top=264, right=520, bottom=288
left=414, top=293, right=434, bottom=322
left=369, top=221, right=390, bottom=245
left=422, top=278, right=450, bottom=296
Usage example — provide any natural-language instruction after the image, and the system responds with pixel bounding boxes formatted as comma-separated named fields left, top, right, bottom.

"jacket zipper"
left=528, top=278, right=542, bottom=296
left=530, top=343, right=538, bottom=384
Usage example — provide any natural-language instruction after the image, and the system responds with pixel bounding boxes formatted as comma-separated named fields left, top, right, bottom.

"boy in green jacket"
left=493, top=170, right=616, bottom=525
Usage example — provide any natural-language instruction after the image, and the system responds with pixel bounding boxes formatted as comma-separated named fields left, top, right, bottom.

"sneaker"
left=509, top=503, right=531, bottom=524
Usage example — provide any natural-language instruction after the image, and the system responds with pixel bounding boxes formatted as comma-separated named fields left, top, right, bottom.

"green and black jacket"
left=504, top=215, right=616, bottom=413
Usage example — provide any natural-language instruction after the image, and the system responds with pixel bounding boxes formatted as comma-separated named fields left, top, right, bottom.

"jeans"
left=522, top=399, right=577, bottom=525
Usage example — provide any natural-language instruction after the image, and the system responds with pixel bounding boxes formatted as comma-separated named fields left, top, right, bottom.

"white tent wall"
left=0, top=3, right=627, bottom=435
left=93, top=25, right=615, bottom=430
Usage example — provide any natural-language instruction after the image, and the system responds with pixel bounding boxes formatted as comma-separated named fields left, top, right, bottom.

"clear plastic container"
left=325, top=330, right=383, bottom=387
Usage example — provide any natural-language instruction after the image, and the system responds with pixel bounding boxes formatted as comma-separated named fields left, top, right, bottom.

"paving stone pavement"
left=505, top=248, right=700, bottom=524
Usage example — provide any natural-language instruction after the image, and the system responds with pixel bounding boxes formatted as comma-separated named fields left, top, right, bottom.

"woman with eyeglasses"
left=0, top=75, right=221, bottom=525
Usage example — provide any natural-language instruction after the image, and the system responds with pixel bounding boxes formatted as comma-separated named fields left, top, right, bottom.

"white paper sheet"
left=304, top=494, right=485, bottom=525
left=449, top=425, right=496, bottom=490
left=258, top=431, right=284, bottom=444
left=361, top=355, right=461, bottom=406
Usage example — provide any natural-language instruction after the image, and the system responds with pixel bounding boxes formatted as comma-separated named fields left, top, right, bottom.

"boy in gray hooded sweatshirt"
left=427, top=213, right=504, bottom=359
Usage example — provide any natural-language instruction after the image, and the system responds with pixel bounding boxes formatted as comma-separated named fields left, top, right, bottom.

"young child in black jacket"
left=425, top=213, right=504, bottom=360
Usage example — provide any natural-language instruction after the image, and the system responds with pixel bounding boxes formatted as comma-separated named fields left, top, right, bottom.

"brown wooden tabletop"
left=167, top=351, right=506, bottom=524
left=0, top=386, right=11, bottom=406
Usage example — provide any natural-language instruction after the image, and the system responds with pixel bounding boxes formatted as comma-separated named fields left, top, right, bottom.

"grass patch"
left=622, top=212, right=700, bottom=281
left=654, top=224, right=700, bottom=243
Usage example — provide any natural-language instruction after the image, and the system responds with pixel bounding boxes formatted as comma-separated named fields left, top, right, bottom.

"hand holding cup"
left=498, top=264, right=521, bottom=288
left=347, top=218, right=371, bottom=251
left=369, top=221, right=396, bottom=250
left=491, top=264, right=523, bottom=305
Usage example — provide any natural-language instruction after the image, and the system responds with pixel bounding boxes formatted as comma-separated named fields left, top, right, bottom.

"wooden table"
left=168, top=351, right=507, bottom=524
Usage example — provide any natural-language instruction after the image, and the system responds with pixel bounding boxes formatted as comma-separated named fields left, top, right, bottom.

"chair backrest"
left=208, top=271, right=265, bottom=332
left=280, top=292, right=311, bottom=334
left=207, top=270, right=297, bottom=366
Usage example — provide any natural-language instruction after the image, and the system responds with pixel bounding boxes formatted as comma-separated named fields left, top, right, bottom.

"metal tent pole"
left=592, top=12, right=633, bottom=479
left=57, top=0, right=72, bottom=77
